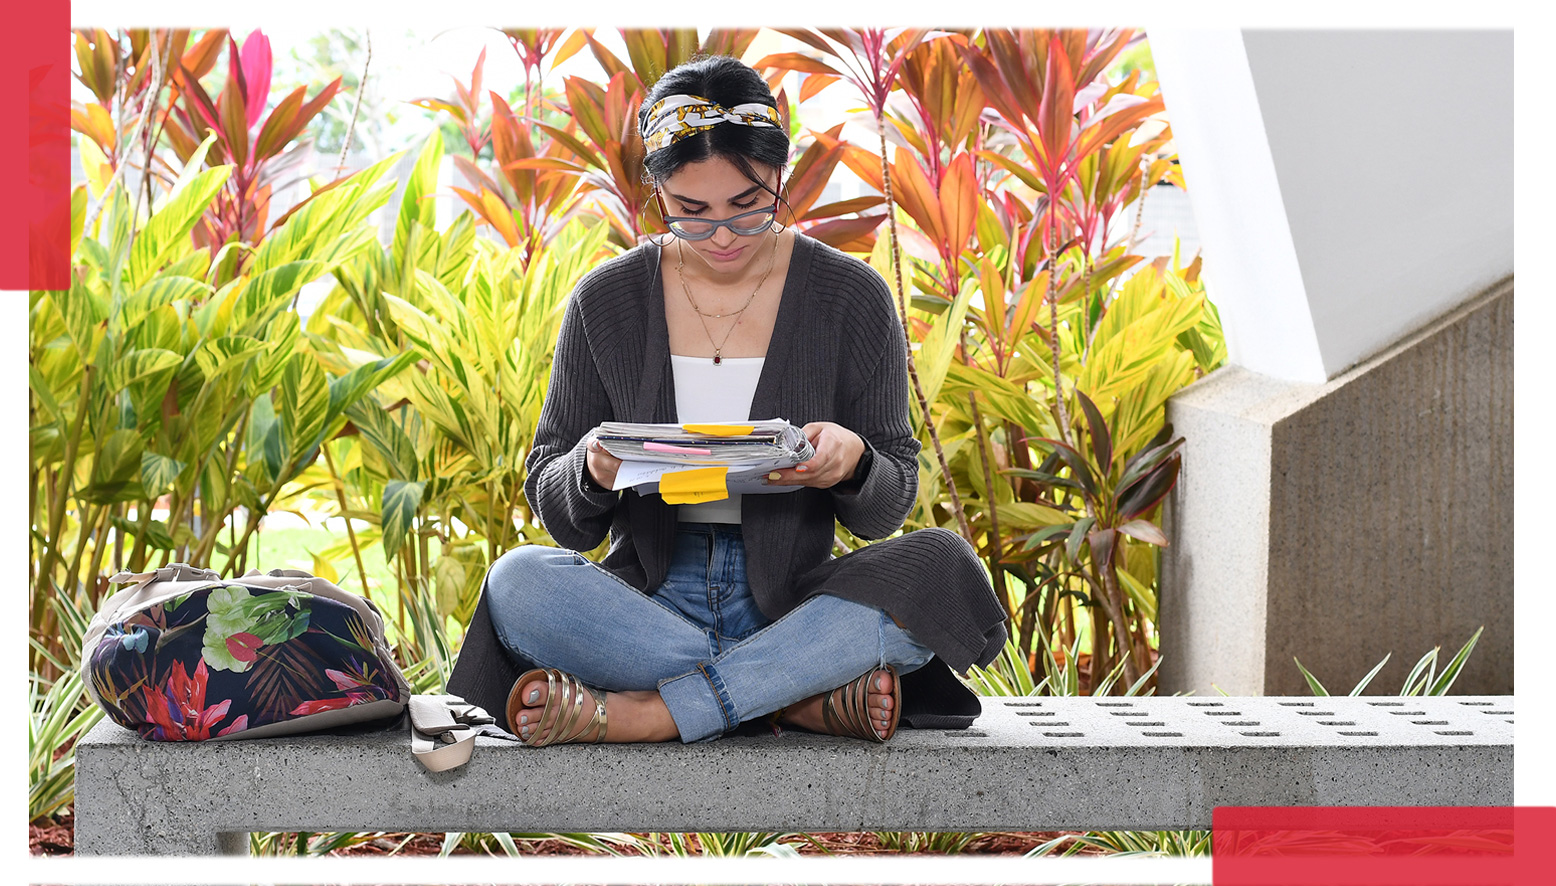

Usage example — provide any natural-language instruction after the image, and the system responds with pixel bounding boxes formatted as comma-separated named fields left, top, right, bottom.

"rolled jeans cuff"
left=658, top=663, right=737, bottom=743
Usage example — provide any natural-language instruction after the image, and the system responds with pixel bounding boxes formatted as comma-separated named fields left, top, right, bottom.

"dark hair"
left=638, top=56, right=792, bottom=216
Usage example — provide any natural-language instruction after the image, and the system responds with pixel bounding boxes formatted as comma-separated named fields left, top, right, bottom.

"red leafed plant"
left=163, top=29, right=342, bottom=274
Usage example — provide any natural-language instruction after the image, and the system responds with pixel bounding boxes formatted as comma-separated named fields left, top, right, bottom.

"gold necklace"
left=676, top=233, right=780, bottom=365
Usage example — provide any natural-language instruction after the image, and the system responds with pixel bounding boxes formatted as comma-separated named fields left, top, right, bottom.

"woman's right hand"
left=586, top=437, right=623, bottom=490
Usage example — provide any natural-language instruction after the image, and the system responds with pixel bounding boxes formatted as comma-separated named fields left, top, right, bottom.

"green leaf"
left=1399, top=645, right=1439, bottom=697
left=158, top=131, right=220, bottom=211
left=994, top=501, right=1073, bottom=529
left=1115, top=564, right=1157, bottom=623
left=1021, top=522, right=1074, bottom=552
left=246, top=311, right=300, bottom=398
left=395, top=130, right=443, bottom=267
left=381, top=479, right=425, bottom=562
left=125, top=276, right=206, bottom=338
left=915, top=280, right=976, bottom=410
left=194, top=336, right=267, bottom=382
left=1117, top=518, right=1167, bottom=547
left=344, top=399, right=418, bottom=482
left=433, top=555, right=466, bottom=619
left=278, top=352, right=328, bottom=464
left=139, top=451, right=187, bottom=497
left=232, top=261, right=325, bottom=331
left=1426, top=626, right=1483, bottom=696
left=1065, top=515, right=1095, bottom=564
left=105, top=349, right=182, bottom=394
left=1293, top=656, right=1330, bottom=697
left=29, top=364, right=62, bottom=425
left=325, top=352, right=418, bottom=434
left=51, top=288, right=100, bottom=366
left=84, top=429, right=144, bottom=503
left=1347, top=653, right=1392, bottom=696
left=126, top=166, right=233, bottom=291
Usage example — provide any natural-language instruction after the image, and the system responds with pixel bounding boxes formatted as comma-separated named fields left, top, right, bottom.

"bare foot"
left=778, top=668, right=896, bottom=737
left=512, top=678, right=681, bottom=744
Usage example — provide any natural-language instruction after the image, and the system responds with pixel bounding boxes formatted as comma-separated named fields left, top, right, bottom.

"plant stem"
left=964, top=380, right=1010, bottom=622
left=110, top=501, right=126, bottom=576
left=62, top=502, right=102, bottom=611
left=35, top=366, right=95, bottom=609
left=875, top=116, right=973, bottom=545
left=337, top=29, right=371, bottom=177
left=323, top=442, right=373, bottom=601
left=83, top=502, right=115, bottom=607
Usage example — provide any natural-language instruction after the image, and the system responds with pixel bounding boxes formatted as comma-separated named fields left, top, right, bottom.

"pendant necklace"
left=676, top=233, right=780, bottom=365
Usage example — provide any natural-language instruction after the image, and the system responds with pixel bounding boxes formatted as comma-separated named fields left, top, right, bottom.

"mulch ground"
left=31, top=809, right=1104, bottom=857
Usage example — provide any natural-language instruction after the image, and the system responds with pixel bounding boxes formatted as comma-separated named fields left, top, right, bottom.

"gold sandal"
left=823, top=665, right=901, bottom=742
left=505, top=667, right=608, bottom=747
left=772, top=665, right=901, bottom=742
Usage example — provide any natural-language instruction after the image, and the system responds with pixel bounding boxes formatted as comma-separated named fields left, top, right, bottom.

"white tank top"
left=670, top=353, right=765, bottom=524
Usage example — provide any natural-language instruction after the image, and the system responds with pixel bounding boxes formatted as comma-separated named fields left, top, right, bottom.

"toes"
left=868, top=670, right=896, bottom=730
left=872, top=670, right=895, bottom=694
left=523, top=679, right=548, bottom=706
left=515, top=679, right=550, bottom=739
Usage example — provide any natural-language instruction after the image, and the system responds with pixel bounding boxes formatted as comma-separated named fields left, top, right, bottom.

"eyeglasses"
left=657, top=203, right=777, bottom=241
left=653, top=173, right=786, bottom=241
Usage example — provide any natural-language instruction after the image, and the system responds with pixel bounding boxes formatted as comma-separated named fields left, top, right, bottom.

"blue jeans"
left=485, top=521, right=937, bottom=742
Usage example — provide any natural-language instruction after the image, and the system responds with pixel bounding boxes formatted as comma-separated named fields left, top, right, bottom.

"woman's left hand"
left=764, top=421, right=866, bottom=489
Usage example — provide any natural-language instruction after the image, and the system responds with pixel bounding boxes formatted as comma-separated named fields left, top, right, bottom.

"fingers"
left=588, top=438, right=621, bottom=464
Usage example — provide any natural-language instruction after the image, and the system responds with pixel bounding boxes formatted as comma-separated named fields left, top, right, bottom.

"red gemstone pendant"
left=713, top=354, right=722, bottom=365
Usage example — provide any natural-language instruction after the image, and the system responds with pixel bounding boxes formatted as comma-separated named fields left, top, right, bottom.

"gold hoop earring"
left=769, top=220, right=786, bottom=234
left=648, top=230, right=677, bottom=248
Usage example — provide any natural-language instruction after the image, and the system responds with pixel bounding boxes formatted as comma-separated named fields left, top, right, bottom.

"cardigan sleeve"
left=522, top=285, right=619, bottom=553
left=829, top=271, right=920, bottom=540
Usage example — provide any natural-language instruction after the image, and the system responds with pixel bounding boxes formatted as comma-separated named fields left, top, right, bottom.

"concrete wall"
left=1160, top=280, right=1513, bottom=696
left=1150, top=30, right=1513, bottom=383
left=1241, top=30, right=1514, bottom=378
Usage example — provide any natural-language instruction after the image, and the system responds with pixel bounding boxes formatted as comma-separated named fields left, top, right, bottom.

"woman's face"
left=660, top=154, right=780, bottom=276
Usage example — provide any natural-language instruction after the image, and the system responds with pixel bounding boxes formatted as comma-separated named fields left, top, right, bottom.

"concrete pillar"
left=1160, top=281, right=1513, bottom=695
left=1148, top=29, right=1513, bottom=695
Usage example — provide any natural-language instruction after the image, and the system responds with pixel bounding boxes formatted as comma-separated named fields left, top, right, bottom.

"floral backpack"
left=82, top=563, right=411, bottom=741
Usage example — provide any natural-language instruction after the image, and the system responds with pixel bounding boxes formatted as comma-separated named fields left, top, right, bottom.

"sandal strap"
left=518, top=668, right=608, bottom=747
left=822, top=667, right=893, bottom=742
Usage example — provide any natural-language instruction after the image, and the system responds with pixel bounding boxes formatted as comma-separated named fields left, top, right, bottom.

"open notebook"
left=590, top=418, right=815, bottom=504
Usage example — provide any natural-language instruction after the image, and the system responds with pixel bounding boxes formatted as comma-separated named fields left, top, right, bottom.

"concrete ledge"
left=74, top=696, right=1514, bottom=855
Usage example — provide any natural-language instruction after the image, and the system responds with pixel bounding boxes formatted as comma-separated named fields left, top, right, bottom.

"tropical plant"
left=162, top=30, right=343, bottom=272
left=304, top=131, right=615, bottom=670
left=538, top=29, right=761, bottom=248
left=1294, top=626, right=1485, bottom=697
left=71, top=29, right=227, bottom=219
left=29, top=669, right=105, bottom=822
left=30, top=150, right=405, bottom=676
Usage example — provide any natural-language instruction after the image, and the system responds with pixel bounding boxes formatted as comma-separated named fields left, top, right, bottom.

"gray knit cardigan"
left=492, top=232, right=1006, bottom=727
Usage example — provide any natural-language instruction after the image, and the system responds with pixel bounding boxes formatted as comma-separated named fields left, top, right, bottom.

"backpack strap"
left=107, top=563, right=222, bottom=587
left=409, top=695, right=515, bottom=772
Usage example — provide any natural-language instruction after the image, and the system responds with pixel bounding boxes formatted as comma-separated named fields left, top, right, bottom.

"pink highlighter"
left=644, top=441, right=713, bottom=455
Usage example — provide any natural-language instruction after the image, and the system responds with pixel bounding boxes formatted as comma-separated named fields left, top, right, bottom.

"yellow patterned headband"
left=641, top=94, right=783, bottom=154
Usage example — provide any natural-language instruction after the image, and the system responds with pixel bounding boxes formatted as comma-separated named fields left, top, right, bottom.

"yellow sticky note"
left=681, top=423, right=755, bottom=436
left=659, top=466, right=731, bottom=504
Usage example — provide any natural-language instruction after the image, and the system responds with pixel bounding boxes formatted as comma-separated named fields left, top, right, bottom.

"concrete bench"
left=74, top=695, right=1514, bottom=855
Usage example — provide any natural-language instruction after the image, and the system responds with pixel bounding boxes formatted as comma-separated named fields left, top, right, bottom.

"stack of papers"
left=592, top=418, right=815, bottom=504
